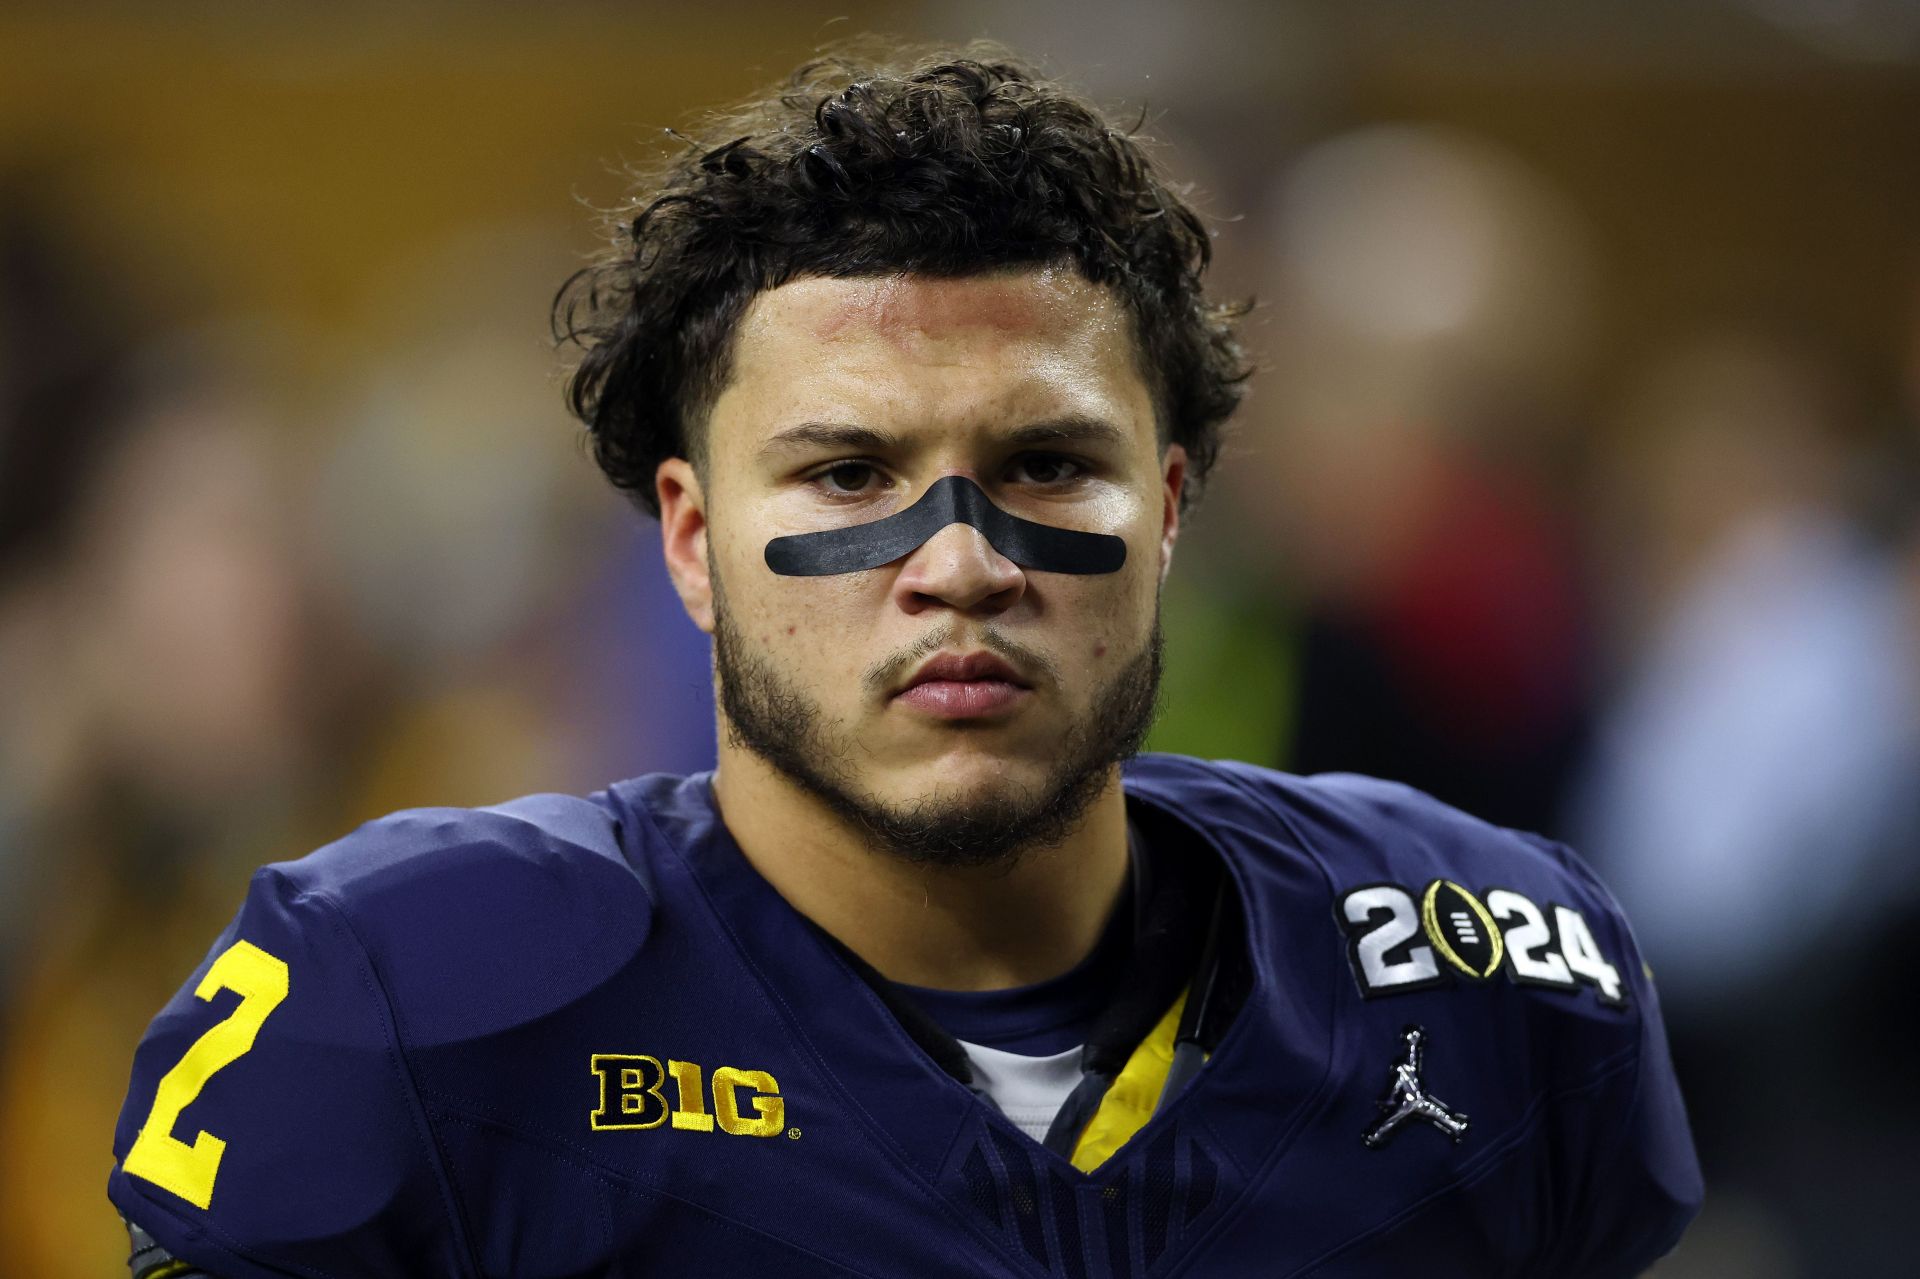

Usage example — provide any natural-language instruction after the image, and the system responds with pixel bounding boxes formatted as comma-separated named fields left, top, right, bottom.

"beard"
left=710, top=570, right=1163, bottom=871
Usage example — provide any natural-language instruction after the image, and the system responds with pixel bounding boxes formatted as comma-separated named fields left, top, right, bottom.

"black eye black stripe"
left=763, top=474, right=1128, bottom=576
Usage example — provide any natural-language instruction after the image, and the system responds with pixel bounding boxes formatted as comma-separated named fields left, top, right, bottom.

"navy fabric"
left=109, top=756, right=1702, bottom=1278
left=893, top=875, right=1134, bottom=1056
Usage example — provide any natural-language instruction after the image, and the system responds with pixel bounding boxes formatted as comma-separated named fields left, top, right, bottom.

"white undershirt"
left=957, top=1040, right=1085, bottom=1142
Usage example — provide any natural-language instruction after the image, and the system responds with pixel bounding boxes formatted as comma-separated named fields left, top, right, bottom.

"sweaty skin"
left=656, top=267, right=1184, bottom=991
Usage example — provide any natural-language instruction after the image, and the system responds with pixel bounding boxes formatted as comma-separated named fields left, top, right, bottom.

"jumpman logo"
left=1363, top=1025, right=1469, bottom=1149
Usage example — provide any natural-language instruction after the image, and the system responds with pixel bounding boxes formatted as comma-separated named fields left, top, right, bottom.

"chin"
left=874, top=749, right=1054, bottom=801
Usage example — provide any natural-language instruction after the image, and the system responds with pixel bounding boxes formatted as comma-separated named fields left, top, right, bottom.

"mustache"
left=861, top=623, right=1062, bottom=698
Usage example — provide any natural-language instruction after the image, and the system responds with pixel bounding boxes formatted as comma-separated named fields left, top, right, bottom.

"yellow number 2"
left=123, top=939, right=290, bottom=1209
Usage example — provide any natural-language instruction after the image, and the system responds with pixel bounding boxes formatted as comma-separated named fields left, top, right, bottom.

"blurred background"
left=2, top=1, right=1917, bottom=1272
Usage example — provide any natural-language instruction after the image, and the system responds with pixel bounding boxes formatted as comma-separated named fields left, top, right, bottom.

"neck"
left=710, top=746, right=1131, bottom=991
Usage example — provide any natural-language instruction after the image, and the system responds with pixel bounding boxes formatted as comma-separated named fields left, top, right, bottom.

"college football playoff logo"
left=1420, top=880, right=1503, bottom=979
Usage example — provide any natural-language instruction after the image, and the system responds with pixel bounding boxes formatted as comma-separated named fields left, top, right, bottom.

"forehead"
left=770, top=265, right=1117, bottom=341
left=712, top=267, right=1152, bottom=446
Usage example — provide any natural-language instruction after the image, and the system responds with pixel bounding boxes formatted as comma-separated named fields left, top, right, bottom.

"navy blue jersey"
left=110, top=755, right=1701, bottom=1277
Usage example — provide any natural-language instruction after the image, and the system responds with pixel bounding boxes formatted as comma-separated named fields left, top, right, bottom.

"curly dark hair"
left=554, top=38, right=1251, bottom=518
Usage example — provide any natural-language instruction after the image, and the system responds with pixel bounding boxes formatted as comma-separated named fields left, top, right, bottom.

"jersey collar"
left=620, top=757, right=1338, bottom=1191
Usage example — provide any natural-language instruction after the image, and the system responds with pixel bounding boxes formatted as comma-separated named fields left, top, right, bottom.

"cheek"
left=1066, top=570, right=1157, bottom=665
left=736, top=570, right=882, bottom=674
left=1057, top=493, right=1162, bottom=651
left=1116, top=501, right=1167, bottom=611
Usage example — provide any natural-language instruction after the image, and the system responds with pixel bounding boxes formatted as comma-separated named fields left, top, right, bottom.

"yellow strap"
left=1068, top=988, right=1189, bottom=1172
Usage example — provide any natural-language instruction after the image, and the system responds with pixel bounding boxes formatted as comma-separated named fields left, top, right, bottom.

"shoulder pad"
left=110, top=853, right=468, bottom=1274
left=1208, top=762, right=1615, bottom=911
left=1132, top=756, right=1651, bottom=1018
left=1298, top=772, right=1649, bottom=1013
left=270, top=791, right=653, bottom=1046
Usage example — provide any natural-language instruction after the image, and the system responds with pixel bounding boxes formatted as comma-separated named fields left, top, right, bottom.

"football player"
left=110, top=40, right=1702, bottom=1277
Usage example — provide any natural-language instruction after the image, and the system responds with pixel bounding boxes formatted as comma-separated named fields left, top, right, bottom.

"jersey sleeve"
left=1519, top=835, right=1705, bottom=1278
left=108, top=864, right=469, bottom=1279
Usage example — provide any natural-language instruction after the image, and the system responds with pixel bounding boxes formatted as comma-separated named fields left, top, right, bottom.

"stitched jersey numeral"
left=122, top=940, right=290, bottom=1209
left=1554, top=905, right=1625, bottom=1005
left=1486, top=889, right=1575, bottom=988
left=1339, top=883, right=1628, bottom=1010
left=1339, top=884, right=1444, bottom=995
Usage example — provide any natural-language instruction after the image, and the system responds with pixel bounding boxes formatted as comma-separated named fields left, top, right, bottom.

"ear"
left=657, top=457, right=714, bottom=634
left=1158, top=443, right=1187, bottom=584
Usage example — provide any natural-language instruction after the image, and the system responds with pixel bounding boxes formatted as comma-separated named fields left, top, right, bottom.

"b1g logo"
left=1337, top=879, right=1626, bottom=1007
left=589, top=1055, right=787, bottom=1137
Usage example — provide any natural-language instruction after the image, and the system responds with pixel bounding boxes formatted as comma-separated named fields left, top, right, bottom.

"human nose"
left=890, top=520, right=1027, bottom=617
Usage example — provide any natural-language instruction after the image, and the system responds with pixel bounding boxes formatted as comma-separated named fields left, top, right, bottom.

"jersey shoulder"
left=1130, top=753, right=1621, bottom=920
left=109, top=785, right=677, bottom=1278
left=267, top=789, right=658, bottom=1044
left=276, top=788, right=641, bottom=910
left=1127, top=753, right=1648, bottom=1012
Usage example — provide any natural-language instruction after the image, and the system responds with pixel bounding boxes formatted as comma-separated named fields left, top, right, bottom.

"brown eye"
left=819, top=461, right=881, bottom=494
left=1008, top=453, right=1083, bottom=485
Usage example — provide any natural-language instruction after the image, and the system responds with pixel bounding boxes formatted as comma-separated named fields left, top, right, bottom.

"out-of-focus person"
left=1239, top=124, right=1600, bottom=835
left=1573, top=330, right=1920, bottom=1277
left=0, top=357, right=339, bottom=1272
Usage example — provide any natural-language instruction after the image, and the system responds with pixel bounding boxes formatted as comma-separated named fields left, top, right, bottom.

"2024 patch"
left=1336, top=880, right=1627, bottom=1008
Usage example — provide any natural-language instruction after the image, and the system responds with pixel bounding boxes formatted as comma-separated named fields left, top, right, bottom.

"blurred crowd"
left=0, top=192, right=718, bottom=1263
left=3, top=7, right=1919, bottom=1275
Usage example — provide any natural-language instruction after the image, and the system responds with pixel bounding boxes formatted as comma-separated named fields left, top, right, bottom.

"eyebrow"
left=757, top=414, right=1129, bottom=458
left=759, top=422, right=903, bottom=457
left=1004, top=415, right=1129, bottom=449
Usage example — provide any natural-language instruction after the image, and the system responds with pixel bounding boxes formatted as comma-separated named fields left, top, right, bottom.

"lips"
left=894, top=651, right=1033, bottom=719
left=902, top=651, right=1029, bottom=690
